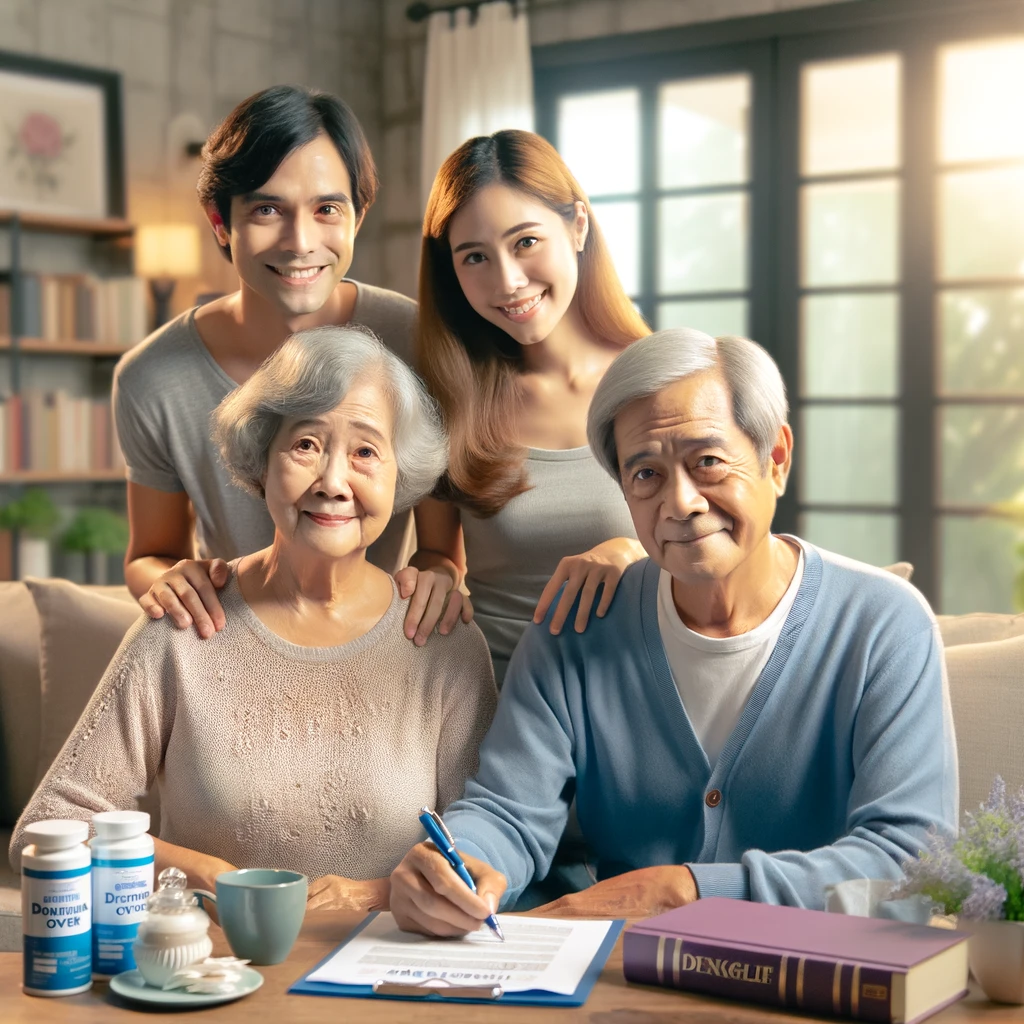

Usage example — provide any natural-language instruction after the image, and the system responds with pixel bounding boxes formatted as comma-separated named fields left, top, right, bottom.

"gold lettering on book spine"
left=851, top=965, right=861, bottom=1016
left=778, top=955, right=788, bottom=1004
left=672, top=940, right=682, bottom=986
left=833, top=962, right=843, bottom=1014
left=657, top=937, right=666, bottom=984
left=796, top=958, right=806, bottom=1008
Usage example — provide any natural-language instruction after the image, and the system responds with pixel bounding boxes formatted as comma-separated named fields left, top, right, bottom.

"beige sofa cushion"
left=25, top=579, right=139, bottom=786
left=885, top=561, right=914, bottom=582
left=946, top=632, right=1024, bottom=819
left=0, top=584, right=41, bottom=827
left=938, top=612, right=1024, bottom=649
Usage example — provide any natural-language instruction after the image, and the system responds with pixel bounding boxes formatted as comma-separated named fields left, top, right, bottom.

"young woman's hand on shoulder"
left=534, top=537, right=647, bottom=634
left=396, top=564, right=473, bottom=646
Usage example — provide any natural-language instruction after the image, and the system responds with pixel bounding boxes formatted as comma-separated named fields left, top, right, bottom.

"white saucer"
left=108, top=967, right=264, bottom=1007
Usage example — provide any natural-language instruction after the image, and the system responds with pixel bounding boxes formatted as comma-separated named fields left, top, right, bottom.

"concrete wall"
left=0, top=0, right=383, bottom=311
left=380, top=0, right=862, bottom=299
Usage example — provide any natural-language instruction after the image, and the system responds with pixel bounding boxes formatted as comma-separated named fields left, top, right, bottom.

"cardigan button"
left=705, top=789, right=722, bottom=808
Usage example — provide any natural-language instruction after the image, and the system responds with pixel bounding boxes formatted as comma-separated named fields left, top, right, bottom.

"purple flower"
left=984, top=776, right=1008, bottom=816
left=960, top=873, right=1008, bottom=921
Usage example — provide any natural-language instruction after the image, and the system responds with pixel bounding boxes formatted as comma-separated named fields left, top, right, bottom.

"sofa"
left=2, top=568, right=1023, bottom=952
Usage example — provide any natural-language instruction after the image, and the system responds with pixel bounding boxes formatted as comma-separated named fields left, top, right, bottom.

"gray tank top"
left=460, top=446, right=637, bottom=684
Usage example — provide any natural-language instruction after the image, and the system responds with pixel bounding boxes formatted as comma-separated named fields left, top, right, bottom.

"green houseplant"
left=896, top=777, right=1024, bottom=1002
left=61, top=508, right=130, bottom=585
left=0, top=489, right=60, bottom=579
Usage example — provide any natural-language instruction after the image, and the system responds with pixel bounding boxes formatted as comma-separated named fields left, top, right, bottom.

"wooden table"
left=2, top=912, right=1022, bottom=1022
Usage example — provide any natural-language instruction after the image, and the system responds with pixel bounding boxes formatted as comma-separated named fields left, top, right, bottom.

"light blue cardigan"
left=445, top=541, right=959, bottom=909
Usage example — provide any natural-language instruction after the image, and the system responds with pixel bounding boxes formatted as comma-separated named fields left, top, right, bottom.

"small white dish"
left=108, top=966, right=263, bottom=1007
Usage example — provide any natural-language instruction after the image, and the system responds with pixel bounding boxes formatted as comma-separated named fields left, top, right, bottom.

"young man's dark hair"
left=196, top=85, right=379, bottom=261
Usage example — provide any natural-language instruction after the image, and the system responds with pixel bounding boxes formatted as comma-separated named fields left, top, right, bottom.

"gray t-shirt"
left=459, top=446, right=637, bottom=685
left=113, top=280, right=417, bottom=572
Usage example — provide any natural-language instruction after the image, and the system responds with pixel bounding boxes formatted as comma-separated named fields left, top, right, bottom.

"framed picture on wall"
left=0, top=50, right=125, bottom=220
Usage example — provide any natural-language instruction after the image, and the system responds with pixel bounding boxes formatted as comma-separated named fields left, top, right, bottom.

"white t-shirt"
left=656, top=549, right=805, bottom=768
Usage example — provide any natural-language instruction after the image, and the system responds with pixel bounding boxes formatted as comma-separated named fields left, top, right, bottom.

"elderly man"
left=389, top=329, right=958, bottom=934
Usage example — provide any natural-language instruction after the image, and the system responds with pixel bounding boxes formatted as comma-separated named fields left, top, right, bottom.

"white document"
left=306, top=913, right=614, bottom=995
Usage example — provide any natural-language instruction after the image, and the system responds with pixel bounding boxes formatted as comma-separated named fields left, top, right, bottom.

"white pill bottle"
left=21, top=819, right=92, bottom=997
left=89, top=810, right=155, bottom=978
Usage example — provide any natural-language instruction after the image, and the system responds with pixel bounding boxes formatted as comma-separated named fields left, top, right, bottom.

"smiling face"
left=262, top=377, right=397, bottom=560
left=447, top=183, right=588, bottom=348
left=211, top=134, right=362, bottom=319
left=614, top=371, right=791, bottom=585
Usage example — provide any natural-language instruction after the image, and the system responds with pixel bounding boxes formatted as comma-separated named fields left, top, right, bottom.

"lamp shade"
left=135, top=223, right=201, bottom=278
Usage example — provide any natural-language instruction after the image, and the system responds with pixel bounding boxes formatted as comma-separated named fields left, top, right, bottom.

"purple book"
left=623, top=898, right=969, bottom=1024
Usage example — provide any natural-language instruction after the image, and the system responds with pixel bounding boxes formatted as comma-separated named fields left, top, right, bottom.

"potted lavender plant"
left=896, top=776, right=1024, bottom=1003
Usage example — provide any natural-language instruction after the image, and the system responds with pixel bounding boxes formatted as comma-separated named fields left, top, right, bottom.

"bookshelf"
left=2, top=469, right=126, bottom=484
left=0, top=338, right=133, bottom=357
left=0, top=211, right=133, bottom=238
left=1, top=210, right=138, bottom=581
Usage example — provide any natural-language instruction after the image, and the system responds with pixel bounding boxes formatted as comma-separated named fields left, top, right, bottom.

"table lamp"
left=135, top=223, right=202, bottom=330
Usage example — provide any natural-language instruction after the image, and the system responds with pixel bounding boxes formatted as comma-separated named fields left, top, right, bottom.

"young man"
left=115, top=86, right=417, bottom=638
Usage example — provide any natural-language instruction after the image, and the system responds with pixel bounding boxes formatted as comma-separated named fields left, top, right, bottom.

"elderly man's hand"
left=397, top=566, right=474, bottom=646
left=390, top=841, right=506, bottom=936
left=532, top=866, right=698, bottom=918
left=534, top=537, right=647, bottom=634
left=139, top=558, right=229, bottom=639
left=306, top=875, right=390, bottom=912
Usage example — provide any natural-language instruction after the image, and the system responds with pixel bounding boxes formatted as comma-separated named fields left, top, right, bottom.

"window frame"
left=534, top=0, right=1024, bottom=611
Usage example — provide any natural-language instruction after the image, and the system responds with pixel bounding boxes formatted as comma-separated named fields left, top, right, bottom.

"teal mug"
left=195, top=869, right=307, bottom=965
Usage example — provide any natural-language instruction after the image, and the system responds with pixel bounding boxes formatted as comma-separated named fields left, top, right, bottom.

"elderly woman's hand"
left=306, top=875, right=390, bottom=912
left=139, top=558, right=229, bottom=639
left=533, top=537, right=647, bottom=635
left=397, top=566, right=474, bottom=646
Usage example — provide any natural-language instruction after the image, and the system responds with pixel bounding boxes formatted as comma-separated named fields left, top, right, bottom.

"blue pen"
left=419, top=806, right=504, bottom=942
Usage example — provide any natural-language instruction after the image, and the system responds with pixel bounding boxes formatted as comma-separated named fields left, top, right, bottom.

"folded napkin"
left=824, top=878, right=935, bottom=923
left=162, top=957, right=252, bottom=994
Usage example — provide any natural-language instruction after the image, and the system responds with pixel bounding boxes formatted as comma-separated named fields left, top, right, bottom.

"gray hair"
left=212, top=325, right=448, bottom=513
left=587, top=328, right=789, bottom=480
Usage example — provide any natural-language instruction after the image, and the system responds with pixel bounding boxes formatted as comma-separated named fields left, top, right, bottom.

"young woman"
left=398, top=130, right=650, bottom=686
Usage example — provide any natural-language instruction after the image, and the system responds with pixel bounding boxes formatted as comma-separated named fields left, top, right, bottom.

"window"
left=535, top=0, right=1024, bottom=612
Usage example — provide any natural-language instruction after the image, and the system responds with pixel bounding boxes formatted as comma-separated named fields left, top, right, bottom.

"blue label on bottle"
left=93, top=922, right=140, bottom=974
left=24, top=933, right=92, bottom=992
left=91, top=860, right=152, bottom=976
left=23, top=867, right=91, bottom=991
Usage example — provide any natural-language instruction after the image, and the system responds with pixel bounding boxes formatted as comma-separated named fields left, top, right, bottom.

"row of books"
left=0, top=391, right=126, bottom=474
left=0, top=275, right=148, bottom=346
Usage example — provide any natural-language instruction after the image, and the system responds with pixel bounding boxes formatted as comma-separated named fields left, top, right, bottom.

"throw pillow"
left=883, top=561, right=914, bottom=581
left=938, top=612, right=1024, bottom=649
left=946, top=633, right=1024, bottom=819
left=25, top=580, right=139, bottom=786
left=0, top=584, right=42, bottom=826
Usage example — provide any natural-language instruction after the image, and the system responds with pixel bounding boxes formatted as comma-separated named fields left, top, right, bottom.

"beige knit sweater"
left=11, top=569, right=497, bottom=880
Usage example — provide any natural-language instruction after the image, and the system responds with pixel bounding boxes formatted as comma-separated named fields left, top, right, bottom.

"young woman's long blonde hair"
left=418, top=130, right=649, bottom=517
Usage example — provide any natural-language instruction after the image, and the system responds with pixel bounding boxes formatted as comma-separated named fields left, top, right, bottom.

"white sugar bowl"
left=132, top=867, right=213, bottom=987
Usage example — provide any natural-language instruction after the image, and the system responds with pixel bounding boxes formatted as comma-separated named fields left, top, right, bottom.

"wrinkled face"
left=214, top=134, right=362, bottom=318
left=262, top=378, right=398, bottom=559
left=448, top=183, right=587, bottom=348
left=614, top=372, right=789, bottom=584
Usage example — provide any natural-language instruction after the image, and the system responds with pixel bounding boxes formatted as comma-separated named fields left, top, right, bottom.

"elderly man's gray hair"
left=213, top=326, right=447, bottom=512
left=587, top=328, right=789, bottom=481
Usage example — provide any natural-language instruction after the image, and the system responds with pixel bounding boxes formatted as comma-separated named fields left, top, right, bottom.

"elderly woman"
left=11, top=326, right=497, bottom=911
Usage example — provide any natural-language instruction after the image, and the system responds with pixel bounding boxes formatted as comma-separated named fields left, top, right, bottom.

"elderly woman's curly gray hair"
left=212, top=325, right=448, bottom=513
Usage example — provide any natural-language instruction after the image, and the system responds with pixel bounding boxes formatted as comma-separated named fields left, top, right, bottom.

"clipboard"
left=288, top=912, right=626, bottom=1007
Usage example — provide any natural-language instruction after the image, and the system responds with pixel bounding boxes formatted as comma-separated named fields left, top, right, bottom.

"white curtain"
left=420, top=0, right=534, bottom=210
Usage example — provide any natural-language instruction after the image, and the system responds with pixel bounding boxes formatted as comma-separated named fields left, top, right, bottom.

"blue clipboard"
left=289, top=912, right=626, bottom=1007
